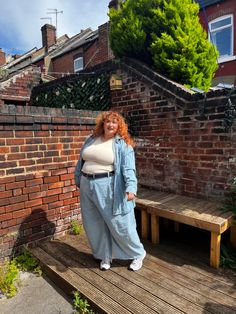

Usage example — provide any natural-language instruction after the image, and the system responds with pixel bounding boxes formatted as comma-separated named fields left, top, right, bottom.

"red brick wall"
left=110, top=66, right=236, bottom=200
left=0, top=66, right=41, bottom=105
left=52, top=47, right=83, bottom=77
left=52, top=22, right=114, bottom=75
left=0, top=105, right=98, bottom=258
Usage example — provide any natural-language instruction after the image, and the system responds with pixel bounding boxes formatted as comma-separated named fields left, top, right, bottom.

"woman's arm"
left=121, top=145, right=137, bottom=197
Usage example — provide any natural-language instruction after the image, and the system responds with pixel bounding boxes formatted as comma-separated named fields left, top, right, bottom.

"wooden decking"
left=30, top=232, right=236, bottom=314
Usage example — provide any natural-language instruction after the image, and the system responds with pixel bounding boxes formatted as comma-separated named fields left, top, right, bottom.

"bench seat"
left=136, top=188, right=236, bottom=268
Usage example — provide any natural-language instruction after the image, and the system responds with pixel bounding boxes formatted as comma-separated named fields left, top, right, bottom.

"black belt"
left=81, top=171, right=115, bottom=179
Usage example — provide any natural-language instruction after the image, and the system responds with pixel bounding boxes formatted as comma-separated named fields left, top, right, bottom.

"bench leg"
left=141, top=210, right=149, bottom=240
left=230, top=225, right=236, bottom=248
left=210, top=232, right=221, bottom=268
left=174, top=222, right=180, bottom=233
left=151, top=214, right=159, bottom=244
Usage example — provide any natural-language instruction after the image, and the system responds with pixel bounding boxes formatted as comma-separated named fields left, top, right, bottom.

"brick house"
left=0, top=13, right=113, bottom=105
left=196, top=0, right=236, bottom=86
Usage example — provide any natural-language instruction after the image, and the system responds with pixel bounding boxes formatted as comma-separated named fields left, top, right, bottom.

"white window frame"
left=74, top=57, right=83, bottom=72
left=209, top=14, right=234, bottom=63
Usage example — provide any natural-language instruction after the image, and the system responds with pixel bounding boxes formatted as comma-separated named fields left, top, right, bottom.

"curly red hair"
left=93, top=111, right=135, bottom=147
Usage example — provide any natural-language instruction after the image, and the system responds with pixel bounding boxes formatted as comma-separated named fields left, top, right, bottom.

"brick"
left=13, top=208, right=31, bottom=219
left=20, top=145, right=39, bottom=152
left=9, top=195, right=28, bottom=204
left=1, top=213, right=13, bottom=221
left=43, top=195, right=59, bottom=204
left=63, top=197, right=78, bottom=205
left=0, top=161, right=17, bottom=169
left=15, top=131, right=33, bottom=138
left=6, top=138, right=25, bottom=145
left=0, top=147, right=10, bottom=153
left=48, top=182, right=64, bottom=189
left=0, top=190, right=13, bottom=199
left=59, top=192, right=73, bottom=200
left=5, top=202, right=25, bottom=213
left=25, top=199, right=43, bottom=208
left=46, top=188, right=62, bottom=196
left=26, top=178, right=43, bottom=187
left=48, top=200, right=64, bottom=209
left=6, top=168, right=25, bottom=175
left=60, top=173, right=74, bottom=180
left=6, top=181, right=25, bottom=190
left=0, top=198, right=10, bottom=206
left=44, top=176, right=60, bottom=183
left=23, top=186, right=40, bottom=194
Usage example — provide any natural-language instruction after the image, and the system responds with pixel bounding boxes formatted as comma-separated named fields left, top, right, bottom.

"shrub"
left=109, top=0, right=218, bottom=91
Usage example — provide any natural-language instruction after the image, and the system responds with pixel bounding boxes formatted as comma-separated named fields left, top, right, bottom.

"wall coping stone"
left=0, top=104, right=99, bottom=125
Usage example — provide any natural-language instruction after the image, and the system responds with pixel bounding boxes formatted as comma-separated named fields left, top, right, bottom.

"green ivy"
left=30, top=74, right=111, bottom=110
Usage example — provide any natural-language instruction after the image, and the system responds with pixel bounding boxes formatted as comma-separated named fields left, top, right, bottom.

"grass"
left=71, top=220, right=84, bottom=235
left=0, top=248, right=42, bottom=298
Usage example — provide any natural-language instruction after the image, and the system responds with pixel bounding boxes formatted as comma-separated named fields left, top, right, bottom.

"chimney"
left=108, top=0, right=122, bottom=10
left=0, top=48, right=6, bottom=66
left=41, top=24, right=56, bottom=51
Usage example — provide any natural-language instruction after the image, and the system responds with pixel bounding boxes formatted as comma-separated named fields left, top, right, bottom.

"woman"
left=74, top=111, right=146, bottom=271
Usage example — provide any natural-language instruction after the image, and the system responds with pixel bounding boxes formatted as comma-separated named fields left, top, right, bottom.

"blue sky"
left=0, top=0, right=109, bottom=55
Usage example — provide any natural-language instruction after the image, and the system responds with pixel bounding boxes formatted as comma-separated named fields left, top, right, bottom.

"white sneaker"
left=100, top=258, right=111, bottom=271
left=129, top=251, right=146, bottom=271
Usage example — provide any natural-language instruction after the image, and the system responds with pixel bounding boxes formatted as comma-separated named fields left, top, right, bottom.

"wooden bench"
left=136, top=188, right=236, bottom=268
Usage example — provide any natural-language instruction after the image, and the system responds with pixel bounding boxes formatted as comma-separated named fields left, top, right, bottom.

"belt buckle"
left=92, top=173, right=96, bottom=179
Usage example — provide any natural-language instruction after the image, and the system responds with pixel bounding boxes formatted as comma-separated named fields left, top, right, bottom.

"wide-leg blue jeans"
left=80, top=175, right=145, bottom=260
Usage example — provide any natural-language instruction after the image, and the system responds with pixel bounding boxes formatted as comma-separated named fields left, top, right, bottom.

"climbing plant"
left=30, top=73, right=111, bottom=111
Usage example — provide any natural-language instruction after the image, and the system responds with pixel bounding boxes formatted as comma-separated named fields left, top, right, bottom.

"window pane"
left=211, top=17, right=231, bottom=31
left=212, top=28, right=232, bottom=56
left=74, top=57, right=83, bottom=72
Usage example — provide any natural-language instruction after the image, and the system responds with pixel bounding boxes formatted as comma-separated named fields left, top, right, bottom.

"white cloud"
left=0, top=0, right=109, bottom=53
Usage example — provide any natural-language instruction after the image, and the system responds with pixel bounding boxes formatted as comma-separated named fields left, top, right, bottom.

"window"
left=74, top=57, right=83, bottom=72
left=209, top=15, right=234, bottom=62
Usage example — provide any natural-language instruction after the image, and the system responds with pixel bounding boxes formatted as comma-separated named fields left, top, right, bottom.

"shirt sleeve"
left=121, top=145, right=137, bottom=195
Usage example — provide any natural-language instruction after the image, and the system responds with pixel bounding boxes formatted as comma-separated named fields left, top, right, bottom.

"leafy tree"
left=109, top=0, right=218, bottom=91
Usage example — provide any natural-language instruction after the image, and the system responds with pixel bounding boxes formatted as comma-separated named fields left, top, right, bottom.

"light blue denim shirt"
left=74, top=135, right=137, bottom=215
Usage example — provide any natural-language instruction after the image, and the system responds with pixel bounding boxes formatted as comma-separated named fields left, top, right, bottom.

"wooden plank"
left=39, top=240, right=167, bottom=314
left=68, top=234, right=236, bottom=314
left=30, top=246, right=129, bottom=314
left=63, top=235, right=212, bottom=314
left=144, top=241, right=236, bottom=299
left=210, top=232, right=221, bottom=268
left=144, top=203, right=223, bottom=233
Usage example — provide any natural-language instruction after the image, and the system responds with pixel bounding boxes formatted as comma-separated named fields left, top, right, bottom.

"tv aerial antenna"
left=47, top=8, right=63, bottom=36
left=40, top=17, right=52, bottom=25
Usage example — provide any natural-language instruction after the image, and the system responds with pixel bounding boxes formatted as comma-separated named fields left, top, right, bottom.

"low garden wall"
left=0, top=105, right=99, bottom=258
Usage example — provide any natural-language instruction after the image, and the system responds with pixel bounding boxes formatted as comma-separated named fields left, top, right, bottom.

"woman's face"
left=103, top=117, right=119, bottom=139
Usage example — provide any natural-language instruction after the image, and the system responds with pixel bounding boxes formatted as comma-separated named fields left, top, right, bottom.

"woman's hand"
left=126, top=192, right=136, bottom=201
